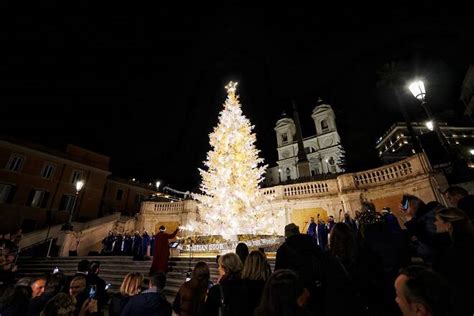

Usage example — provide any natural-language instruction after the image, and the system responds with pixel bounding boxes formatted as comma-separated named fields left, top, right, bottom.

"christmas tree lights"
left=189, top=81, right=282, bottom=240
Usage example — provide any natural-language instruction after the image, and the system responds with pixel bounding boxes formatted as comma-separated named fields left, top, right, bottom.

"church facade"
left=266, top=101, right=344, bottom=186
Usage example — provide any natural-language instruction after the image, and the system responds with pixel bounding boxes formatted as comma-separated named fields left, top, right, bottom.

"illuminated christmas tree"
left=191, top=81, right=280, bottom=240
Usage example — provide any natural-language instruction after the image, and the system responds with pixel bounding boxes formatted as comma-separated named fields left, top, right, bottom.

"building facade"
left=0, top=138, right=110, bottom=233
left=266, top=102, right=344, bottom=186
left=103, top=177, right=157, bottom=217
left=376, top=122, right=474, bottom=166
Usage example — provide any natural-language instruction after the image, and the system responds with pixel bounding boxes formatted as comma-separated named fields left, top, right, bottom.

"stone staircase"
left=17, top=255, right=275, bottom=302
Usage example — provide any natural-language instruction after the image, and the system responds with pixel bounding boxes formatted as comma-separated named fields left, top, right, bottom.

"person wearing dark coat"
left=402, top=196, right=441, bottom=263
left=87, top=261, right=106, bottom=313
left=306, top=217, right=317, bottom=244
left=255, top=270, right=311, bottom=316
left=205, top=253, right=249, bottom=316
left=235, top=242, right=249, bottom=265
left=444, top=186, right=474, bottom=221
left=0, top=285, right=32, bottom=316
left=109, top=272, right=143, bottom=316
left=316, top=220, right=328, bottom=251
left=433, top=207, right=474, bottom=315
left=132, top=232, right=143, bottom=259
left=275, top=223, right=322, bottom=314
left=326, top=216, right=336, bottom=234
left=317, top=223, right=384, bottom=316
left=121, top=272, right=171, bottom=316
left=142, top=231, right=151, bottom=256
left=102, top=231, right=115, bottom=255
left=343, top=213, right=357, bottom=232
left=113, top=234, right=123, bottom=255
left=172, top=262, right=210, bottom=316
left=381, top=207, right=402, bottom=233
left=123, top=234, right=133, bottom=256
left=240, top=250, right=271, bottom=315
left=150, top=234, right=155, bottom=255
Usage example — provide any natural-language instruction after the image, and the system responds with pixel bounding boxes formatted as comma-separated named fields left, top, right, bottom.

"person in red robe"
left=150, top=225, right=179, bottom=274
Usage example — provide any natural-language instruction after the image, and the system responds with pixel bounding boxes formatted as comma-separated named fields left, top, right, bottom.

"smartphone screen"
left=402, top=199, right=409, bottom=210
left=89, top=285, right=97, bottom=299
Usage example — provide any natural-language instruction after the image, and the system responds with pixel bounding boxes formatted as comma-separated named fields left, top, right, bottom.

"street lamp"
left=62, top=180, right=85, bottom=231
left=425, top=121, right=434, bottom=131
left=408, top=79, right=450, bottom=155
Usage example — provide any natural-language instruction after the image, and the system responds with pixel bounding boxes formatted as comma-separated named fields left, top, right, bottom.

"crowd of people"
left=0, top=185, right=473, bottom=315
left=0, top=229, right=22, bottom=288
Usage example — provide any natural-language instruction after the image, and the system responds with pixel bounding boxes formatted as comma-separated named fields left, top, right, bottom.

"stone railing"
left=19, top=213, right=121, bottom=250
left=283, top=181, right=331, bottom=197
left=352, top=154, right=427, bottom=188
left=142, top=201, right=184, bottom=213
left=258, top=154, right=430, bottom=199
left=261, top=187, right=276, bottom=197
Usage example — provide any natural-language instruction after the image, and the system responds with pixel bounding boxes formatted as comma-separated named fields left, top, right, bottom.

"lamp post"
left=408, top=80, right=449, bottom=154
left=62, top=180, right=84, bottom=231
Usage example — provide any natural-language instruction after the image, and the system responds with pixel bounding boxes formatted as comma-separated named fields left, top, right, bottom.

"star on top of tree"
left=225, top=81, right=238, bottom=96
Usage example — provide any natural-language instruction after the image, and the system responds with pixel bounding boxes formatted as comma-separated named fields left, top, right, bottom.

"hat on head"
left=284, top=223, right=300, bottom=238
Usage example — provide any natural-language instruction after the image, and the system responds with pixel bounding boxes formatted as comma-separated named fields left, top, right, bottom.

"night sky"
left=1, top=6, right=473, bottom=191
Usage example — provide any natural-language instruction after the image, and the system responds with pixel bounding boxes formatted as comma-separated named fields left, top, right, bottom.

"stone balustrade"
left=283, top=181, right=331, bottom=197
left=140, top=154, right=432, bottom=212
left=352, top=154, right=427, bottom=189
left=142, top=201, right=185, bottom=213
left=258, top=154, right=430, bottom=199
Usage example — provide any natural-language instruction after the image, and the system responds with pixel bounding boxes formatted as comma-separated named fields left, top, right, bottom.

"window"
left=59, top=194, right=77, bottom=212
left=71, top=170, right=83, bottom=184
left=135, top=194, right=144, bottom=205
left=6, top=154, right=25, bottom=172
left=321, top=120, right=329, bottom=131
left=116, top=189, right=123, bottom=201
left=27, top=190, right=50, bottom=208
left=0, top=184, right=16, bottom=203
left=281, top=133, right=288, bottom=144
left=41, top=164, right=55, bottom=179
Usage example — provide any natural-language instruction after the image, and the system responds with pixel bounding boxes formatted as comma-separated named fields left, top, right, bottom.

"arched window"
left=321, top=119, right=329, bottom=131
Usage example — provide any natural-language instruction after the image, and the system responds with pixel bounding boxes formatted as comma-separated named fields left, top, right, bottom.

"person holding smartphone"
left=401, top=194, right=442, bottom=263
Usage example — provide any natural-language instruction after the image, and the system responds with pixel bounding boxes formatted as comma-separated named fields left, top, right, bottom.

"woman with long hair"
left=241, top=250, right=272, bottom=314
left=255, top=269, right=310, bottom=316
left=434, top=207, right=474, bottom=315
left=318, top=222, right=383, bottom=315
left=204, top=252, right=247, bottom=316
left=109, top=272, right=143, bottom=316
left=172, top=261, right=210, bottom=316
